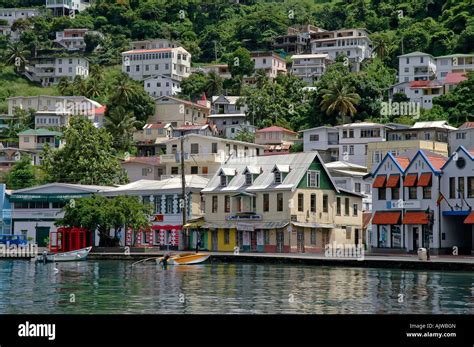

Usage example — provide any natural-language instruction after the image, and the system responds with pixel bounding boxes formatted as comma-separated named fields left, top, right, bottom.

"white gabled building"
left=290, top=53, right=332, bottom=84
left=310, top=28, right=372, bottom=72
left=122, top=45, right=191, bottom=81
left=144, top=75, right=181, bottom=97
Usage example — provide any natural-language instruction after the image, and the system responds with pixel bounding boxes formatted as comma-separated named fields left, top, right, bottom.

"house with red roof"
left=255, top=125, right=299, bottom=155
left=370, top=149, right=449, bottom=254
left=121, top=156, right=164, bottom=182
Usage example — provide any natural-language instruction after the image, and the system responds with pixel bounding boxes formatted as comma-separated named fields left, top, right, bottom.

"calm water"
left=0, top=260, right=473, bottom=314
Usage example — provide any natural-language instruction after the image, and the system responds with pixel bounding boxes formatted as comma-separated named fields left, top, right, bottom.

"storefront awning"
left=372, top=211, right=402, bottom=225
left=403, top=211, right=429, bottom=225
left=291, top=221, right=335, bottom=229
left=386, top=175, right=400, bottom=188
left=183, top=220, right=205, bottom=228
left=464, top=211, right=474, bottom=224
left=254, top=221, right=289, bottom=229
left=372, top=175, right=386, bottom=188
left=404, top=173, right=417, bottom=187
left=417, top=173, right=432, bottom=187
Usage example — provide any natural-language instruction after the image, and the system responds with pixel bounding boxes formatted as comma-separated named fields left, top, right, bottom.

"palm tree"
left=104, top=106, right=139, bottom=151
left=205, top=71, right=223, bottom=97
left=4, top=42, right=28, bottom=72
left=57, top=77, right=71, bottom=95
left=320, top=78, right=361, bottom=124
left=86, top=77, right=102, bottom=99
left=371, top=35, right=392, bottom=60
left=110, top=74, right=138, bottom=106
left=72, top=75, right=87, bottom=96
left=89, top=64, right=105, bottom=84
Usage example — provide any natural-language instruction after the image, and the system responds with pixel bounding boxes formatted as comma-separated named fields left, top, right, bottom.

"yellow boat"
left=157, top=252, right=210, bottom=265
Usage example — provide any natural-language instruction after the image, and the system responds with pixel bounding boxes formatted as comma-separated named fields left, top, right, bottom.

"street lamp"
left=425, top=207, right=434, bottom=260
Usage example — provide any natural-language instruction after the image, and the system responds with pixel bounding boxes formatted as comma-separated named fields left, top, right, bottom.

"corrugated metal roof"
left=103, top=176, right=209, bottom=195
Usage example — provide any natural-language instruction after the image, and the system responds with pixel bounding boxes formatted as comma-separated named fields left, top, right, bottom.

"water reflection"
left=0, top=260, right=472, bottom=314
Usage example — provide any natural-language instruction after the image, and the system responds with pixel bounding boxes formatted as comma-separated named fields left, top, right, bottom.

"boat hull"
left=37, top=247, right=92, bottom=263
left=157, top=253, right=210, bottom=265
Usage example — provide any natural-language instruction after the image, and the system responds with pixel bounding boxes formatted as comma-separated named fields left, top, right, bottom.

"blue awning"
left=442, top=210, right=471, bottom=216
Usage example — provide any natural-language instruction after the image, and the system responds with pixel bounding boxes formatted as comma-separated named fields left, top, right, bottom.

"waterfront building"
left=371, top=149, right=447, bottom=253
left=10, top=183, right=114, bottom=245
left=255, top=126, right=299, bottom=155
left=309, top=28, right=372, bottom=72
left=290, top=53, right=332, bottom=84
left=0, top=184, right=12, bottom=234
left=160, top=134, right=264, bottom=177
left=440, top=146, right=474, bottom=255
left=144, top=74, right=181, bottom=97
left=201, top=152, right=363, bottom=253
left=101, top=176, right=208, bottom=250
left=151, top=96, right=210, bottom=127
left=24, top=55, right=89, bottom=86
left=121, top=44, right=191, bottom=81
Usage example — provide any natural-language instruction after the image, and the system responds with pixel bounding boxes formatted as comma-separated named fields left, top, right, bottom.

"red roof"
left=409, top=80, right=431, bottom=88
left=403, top=212, right=429, bottom=225
left=256, top=126, right=297, bottom=135
left=363, top=212, right=373, bottom=229
left=123, top=48, right=172, bottom=54
left=425, top=154, right=448, bottom=171
left=372, top=211, right=401, bottom=225
left=464, top=211, right=474, bottom=224
left=123, top=156, right=161, bottom=165
left=395, top=156, right=410, bottom=170
left=143, top=123, right=166, bottom=129
left=459, top=122, right=474, bottom=130
left=444, top=72, right=467, bottom=85
left=94, top=106, right=106, bottom=115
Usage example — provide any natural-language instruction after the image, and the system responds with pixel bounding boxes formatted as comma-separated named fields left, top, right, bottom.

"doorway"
left=36, top=227, right=50, bottom=247
left=250, top=232, right=257, bottom=252
left=297, top=230, right=305, bottom=253
left=276, top=230, right=284, bottom=253
left=211, top=230, right=218, bottom=251
left=413, top=227, right=419, bottom=251
left=354, top=228, right=360, bottom=246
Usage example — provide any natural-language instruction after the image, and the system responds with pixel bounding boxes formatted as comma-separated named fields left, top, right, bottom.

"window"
left=378, top=188, right=386, bottom=200
left=142, top=168, right=149, bottom=176
left=336, top=197, right=341, bottom=215
left=274, top=171, right=282, bottom=184
left=468, top=177, right=474, bottom=198
left=225, top=196, right=230, bottom=213
left=459, top=177, right=465, bottom=198
left=353, top=204, right=358, bottom=216
left=298, top=193, right=304, bottom=212
left=309, top=134, right=319, bottom=141
left=245, top=173, right=252, bottom=185
left=211, top=143, right=218, bottom=154
left=323, top=195, right=328, bottom=212
left=220, top=175, right=227, bottom=187
left=392, top=187, right=400, bottom=200
left=224, top=229, right=230, bottom=244
left=344, top=198, right=350, bottom=216
left=212, top=196, right=218, bottom=213
left=171, top=167, right=178, bottom=175
left=277, top=193, right=283, bottom=212
left=263, top=194, right=269, bottom=212
left=310, top=194, right=316, bottom=212
left=191, top=166, right=198, bottom=174
left=264, top=230, right=270, bottom=244
left=190, top=143, right=199, bottom=154
left=449, top=177, right=456, bottom=199
left=310, top=229, right=316, bottom=245
left=349, top=145, right=354, bottom=155
left=307, top=170, right=320, bottom=188
left=423, top=186, right=431, bottom=199
left=408, top=186, right=417, bottom=199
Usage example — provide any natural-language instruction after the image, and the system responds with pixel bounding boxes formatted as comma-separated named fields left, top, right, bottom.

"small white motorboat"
left=36, top=246, right=92, bottom=263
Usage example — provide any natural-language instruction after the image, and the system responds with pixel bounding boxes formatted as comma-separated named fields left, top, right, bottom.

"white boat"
left=156, top=252, right=210, bottom=265
left=37, top=246, right=92, bottom=263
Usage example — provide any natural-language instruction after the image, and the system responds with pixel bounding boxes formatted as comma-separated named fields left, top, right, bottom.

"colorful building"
left=201, top=152, right=364, bottom=253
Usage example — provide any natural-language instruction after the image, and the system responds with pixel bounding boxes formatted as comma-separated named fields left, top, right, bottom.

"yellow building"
left=151, top=96, right=210, bottom=127
left=201, top=152, right=363, bottom=253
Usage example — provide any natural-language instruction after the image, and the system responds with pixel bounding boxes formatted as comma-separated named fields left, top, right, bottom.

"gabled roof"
left=18, top=129, right=62, bottom=136
left=458, top=122, right=474, bottom=130
left=398, top=51, right=433, bottom=58
left=256, top=126, right=297, bottom=135
left=409, top=80, right=442, bottom=89
left=404, top=150, right=447, bottom=175
left=411, top=121, right=456, bottom=130
left=101, top=176, right=209, bottom=195
left=444, top=72, right=467, bottom=85
left=122, top=156, right=161, bottom=166
left=202, top=152, right=340, bottom=193
left=371, top=152, right=406, bottom=177
left=154, top=96, right=210, bottom=110
left=143, top=123, right=167, bottom=129
left=441, top=146, right=474, bottom=170
left=243, top=166, right=261, bottom=175
left=13, top=183, right=115, bottom=195
left=211, top=95, right=241, bottom=105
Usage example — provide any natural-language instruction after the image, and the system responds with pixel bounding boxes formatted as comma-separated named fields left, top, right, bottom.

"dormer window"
left=245, top=173, right=253, bottom=185
left=272, top=164, right=290, bottom=185
left=243, top=166, right=261, bottom=186
left=218, top=168, right=236, bottom=187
